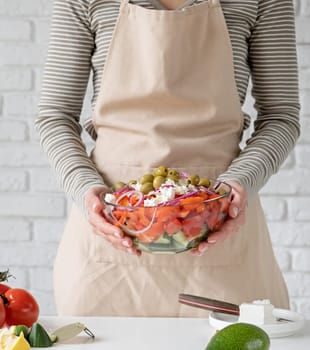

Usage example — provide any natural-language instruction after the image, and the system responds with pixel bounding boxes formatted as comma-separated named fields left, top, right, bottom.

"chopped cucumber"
left=154, top=234, right=171, bottom=244
left=172, top=231, right=188, bottom=246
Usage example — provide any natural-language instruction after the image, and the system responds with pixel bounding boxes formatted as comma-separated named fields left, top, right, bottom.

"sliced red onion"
left=198, top=186, right=216, bottom=196
left=123, top=207, right=158, bottom=235
left=179, top=171, right=189, bottom=179
left=116, top=190, right=144, bottom=207
left=159, top=191, right=199, bottom=206
left=115, top=185, right=131, bottom=195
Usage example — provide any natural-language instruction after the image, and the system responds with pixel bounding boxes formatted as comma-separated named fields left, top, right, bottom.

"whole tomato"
left=3, top=288, right=39, bottom=327
left=0, top=270, right=12, bottom=295
left=0, top=283, right=11, bottom=294
left=0, top=298, right=5, bottom=327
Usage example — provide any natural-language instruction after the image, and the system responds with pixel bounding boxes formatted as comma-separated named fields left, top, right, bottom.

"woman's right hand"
left=85, top=186, right=141, bottom=256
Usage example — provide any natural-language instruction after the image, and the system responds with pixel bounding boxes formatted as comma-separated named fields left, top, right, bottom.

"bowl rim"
left=101, top=180, right=232, bottom=210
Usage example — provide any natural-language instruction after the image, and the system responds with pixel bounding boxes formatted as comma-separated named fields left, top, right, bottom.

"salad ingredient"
left=105, top=167, right=231, bottom=253
left=198, top=178, right=211, bottom=187
left=114, top=181, right=126, bottom=191
left=0, top=271, right=12, bottom=295
left=140, top=182, right=154, bottom=194
left=0, top=300, right=5, bottom=328
left=4, top=289, right=39, bottom=327
left=0, top=329, right=30, bottom=350
left=28, top=323, right=53, bottom=348
left=139, top=174, right=154, bottom=184
left=14, top=326, right=29, bottom=338
left=205, top=323, right=270, bottom=350
left=238, top=300, right=276, bottom=325
left=153, top=175, right=166, bottom=189
left=128, top=180, right=137, bottom=186
left=187, top=174, right=200, bottom=185
left=153, top=165, right=168, bottom=177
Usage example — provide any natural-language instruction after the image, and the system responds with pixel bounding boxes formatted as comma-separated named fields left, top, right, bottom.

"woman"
left=36, top=0, right=300, bottom=316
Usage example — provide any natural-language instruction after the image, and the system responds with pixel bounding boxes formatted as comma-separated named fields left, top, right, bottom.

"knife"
left=178, top=294, right=292, bottom=322
left=178, top=293, right=240, bottom=315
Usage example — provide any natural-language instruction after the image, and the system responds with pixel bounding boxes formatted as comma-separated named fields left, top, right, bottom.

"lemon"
left=0, top=331, right=30, bottom=350
left=206, top=323, right=270, bottom=350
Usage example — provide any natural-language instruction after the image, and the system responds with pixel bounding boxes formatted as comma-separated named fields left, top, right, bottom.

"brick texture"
left=0, top=0, right=309, bottom=319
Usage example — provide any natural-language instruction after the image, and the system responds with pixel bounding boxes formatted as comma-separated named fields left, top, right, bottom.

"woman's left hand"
left=191, top=180, right=248, bottom=256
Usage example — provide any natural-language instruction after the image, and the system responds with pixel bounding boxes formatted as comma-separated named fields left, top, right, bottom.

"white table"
left=40, top=316, right=310, bottom=350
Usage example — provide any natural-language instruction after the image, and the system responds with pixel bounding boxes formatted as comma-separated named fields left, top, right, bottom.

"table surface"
left=39, top=316, right=310, bottom=350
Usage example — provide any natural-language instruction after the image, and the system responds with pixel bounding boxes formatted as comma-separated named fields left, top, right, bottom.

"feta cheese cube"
left=238, top=299, right=276, bottom=325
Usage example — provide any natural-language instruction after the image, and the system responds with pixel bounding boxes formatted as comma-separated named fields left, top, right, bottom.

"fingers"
left=192, top=180, right=248, bottom=257
left=191, top=210, right=246, bottom=256
left=85, top=186, right=141, bottom=256
left=227, top=180, right=247, bottom=219
left=91, top=225, right=141, bottom=256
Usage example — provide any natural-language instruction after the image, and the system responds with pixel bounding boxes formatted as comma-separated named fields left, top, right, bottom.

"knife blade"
left=178, top=293, right=240, bottom=315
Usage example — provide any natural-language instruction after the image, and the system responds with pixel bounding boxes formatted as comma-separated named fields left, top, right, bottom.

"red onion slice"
left=116, top=190, right=144, bottom=207
left=122, top=207, right=158, bottom=235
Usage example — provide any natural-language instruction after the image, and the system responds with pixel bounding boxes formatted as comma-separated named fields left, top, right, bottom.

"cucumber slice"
left=28, top=323, right=53, bottom=347
left=154, top=234, right=171, bottom=244
left=172, top=231, right=188, bottom=246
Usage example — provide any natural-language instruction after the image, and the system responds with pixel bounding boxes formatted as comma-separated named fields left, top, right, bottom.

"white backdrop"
left=0, top=0, right=310, bottom=317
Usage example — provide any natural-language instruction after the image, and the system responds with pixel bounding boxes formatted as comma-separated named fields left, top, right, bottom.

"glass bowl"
left=102, top=180, right=231, bottom=254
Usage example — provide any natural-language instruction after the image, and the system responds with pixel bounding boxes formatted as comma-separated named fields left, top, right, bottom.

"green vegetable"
left=128, top=180, right=137, bottom=186
left=15, top=325, right=30, bottom=337
left=206, top=323, right=270, bottom=350
left=139, top=174, right=154, bottom=184
left=153, top=175, right=166, bottom=189
left=172, top=231, right=188, bottom=246
left=198, top=178, right=211, bottom=188
left=140, top=182, right=154, bottom=194
left=28, top=323, right=53, bottom=348
left=187, top=174, right=200, bottom=186
left=49, top=334, right=57, bottom=343
left=153, top=165, right=168, bottom=177
left=167, top=169, right=179, bottom=182
left=114, top=181, right=126, bottom=191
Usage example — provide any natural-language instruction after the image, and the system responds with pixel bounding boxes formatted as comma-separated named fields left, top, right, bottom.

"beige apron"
left=53, top=0, right=289, bottom=316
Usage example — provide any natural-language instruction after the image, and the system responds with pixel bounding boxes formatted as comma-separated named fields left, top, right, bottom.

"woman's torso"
left=87, top=0, right=257, bottom=130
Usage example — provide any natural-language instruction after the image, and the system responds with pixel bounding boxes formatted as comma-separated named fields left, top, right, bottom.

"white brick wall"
left=0, top=0, right=310, bottom=318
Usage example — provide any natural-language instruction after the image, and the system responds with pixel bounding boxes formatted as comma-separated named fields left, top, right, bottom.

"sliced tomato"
left=203, top=201, right=221, bottom=230
left=137, top=222, right=164, bottom=243
left=164, top=218, right=183, bottom=235
left=156, top=206, right=179, bottom=223
left=182, top=215, right=205, bottom=239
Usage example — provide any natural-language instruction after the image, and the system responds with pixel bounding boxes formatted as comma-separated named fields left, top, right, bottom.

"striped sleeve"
left=218, top=0, right=300, bottom=193
left=35, top=0, right=107, bottom=212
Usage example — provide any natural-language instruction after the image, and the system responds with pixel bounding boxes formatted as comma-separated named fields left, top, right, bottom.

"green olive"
left=198, top=178, right=211, bottom=188
left=140, top=182, right=154, bottom=194
left=139, top=173, right=154, bottom=184
left=167, top=170, right=179, bottom=182
left=114, top=181, right=126, bottom=191
left=128, top=180, right=137, bottom=186
left=218, top=188, right=227, bottom=196
left=168, top=169, right=179, bottom=178
left=153, top=175, right=166, bottom=189
left=187, top=174, right=200, bottom=186
left=153, top=165, right=168, bottom=177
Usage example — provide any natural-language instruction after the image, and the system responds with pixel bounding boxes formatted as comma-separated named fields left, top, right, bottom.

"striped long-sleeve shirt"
left=36, top=0, right=300, bottom=212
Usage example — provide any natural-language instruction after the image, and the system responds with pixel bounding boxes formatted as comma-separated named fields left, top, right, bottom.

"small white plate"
left=209, top=308, right=305, bottom=338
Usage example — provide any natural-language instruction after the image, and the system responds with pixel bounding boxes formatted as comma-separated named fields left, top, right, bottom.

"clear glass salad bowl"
left=102, top=179, right=232, bottom=254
